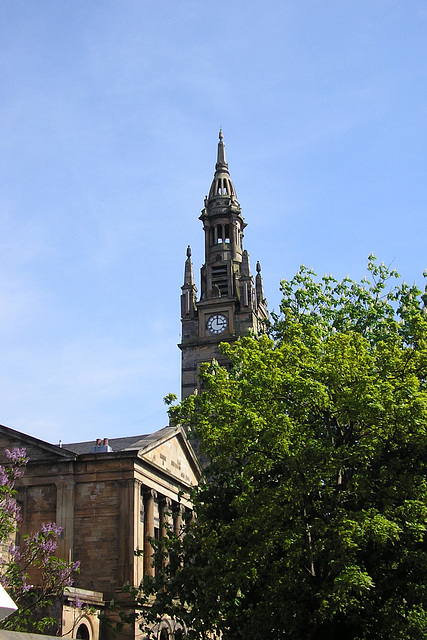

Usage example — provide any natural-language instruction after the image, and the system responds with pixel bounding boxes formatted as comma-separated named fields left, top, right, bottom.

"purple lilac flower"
left=0, top=466, right=8, bottom=487
left=58, top=567, right=71, bottom=580
left=0, top=496, right=20, bottom=519
left=40, top=522, right=63, bottom=535
left=38, top=537, right=58, bottom=554
left=5, top=448, right=29, bottom=464
left=21, top=577, right=33, bottom=592
left=71, top=596, right=83, bottom=609
left=11, top=467, right=25, bottom=479
left=8, top=543, right=21, bottom=562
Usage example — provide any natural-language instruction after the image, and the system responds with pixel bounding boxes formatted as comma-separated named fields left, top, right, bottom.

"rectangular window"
left=211, top=265, right=228, bottom=296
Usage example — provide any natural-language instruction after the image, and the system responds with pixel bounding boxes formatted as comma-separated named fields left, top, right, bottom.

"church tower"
left=179, top=131, right=268, bottom=399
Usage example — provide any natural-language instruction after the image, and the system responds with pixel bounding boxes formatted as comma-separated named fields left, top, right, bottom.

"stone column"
left=118, top=479, right=136, bottom=585
left=144, top=488, right=157, bottom=577
left=134, top=480, right=143, bottom=587
left=174, top=504, right=185, bottom=537
left=160, top=498, right=172, bottom=570
left=56, top=481, right=75, bottom=562
left=17, top=486, right=28, bottom=545
left=161, top=497, right=173, bottom=538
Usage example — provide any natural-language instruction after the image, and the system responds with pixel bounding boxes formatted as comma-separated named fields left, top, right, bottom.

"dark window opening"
left=212, top=224, right=230, bottom=244
left=224, top=224, right=230, bottom=243
left=77, top=623, right=90, bottom=640
left=211, top=265, right=228, bottom=296
left=216, top=178, right=231, bottom=195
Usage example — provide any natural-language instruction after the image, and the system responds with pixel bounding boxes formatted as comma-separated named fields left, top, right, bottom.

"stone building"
left=0, top=424, right=200, bottom=639
left=0, top=131, right=266, bottom=639
left=180, top=130, right=268, bottom=399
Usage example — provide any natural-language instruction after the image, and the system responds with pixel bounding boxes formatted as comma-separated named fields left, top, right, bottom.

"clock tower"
left=179, top=131, right=268, bottom=399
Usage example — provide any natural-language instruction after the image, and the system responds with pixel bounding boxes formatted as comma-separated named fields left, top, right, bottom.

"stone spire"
left=216, top=128, right=227, bottom=166
left=181, top=245, right=197, bottom=318
left=183, top=245, right=195, bottom=287
left=241, top=249, right=251, bottom=278
left=180, top=132, right=268, bottom=402
left=208, top=130, right=238, bottom=202
left=256, top=261, right=266, bottom=307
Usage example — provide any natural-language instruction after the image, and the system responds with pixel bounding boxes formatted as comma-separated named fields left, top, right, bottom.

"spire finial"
left=183, top=245, right=195, bottom=289
left=256, top=260, right=266, bottom=306
left=206, top=130, right=239, bottom=204
left=217, top=129, right=227, bottom=166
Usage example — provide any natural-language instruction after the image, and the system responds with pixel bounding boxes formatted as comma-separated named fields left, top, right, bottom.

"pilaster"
left=143, top=488, right=157, bottom=577
left=56, top=481, right=75, bottom=562
left=118, top=479, right=136, bottom=585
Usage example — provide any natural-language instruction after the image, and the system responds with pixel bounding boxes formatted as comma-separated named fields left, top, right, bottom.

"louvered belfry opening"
left=211, top=264, right=228, bottom=296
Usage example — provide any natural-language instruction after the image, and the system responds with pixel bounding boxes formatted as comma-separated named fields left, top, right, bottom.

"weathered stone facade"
left=0, top=425, right=200, bottom=639
left=180, top=131, right=268, bottom=399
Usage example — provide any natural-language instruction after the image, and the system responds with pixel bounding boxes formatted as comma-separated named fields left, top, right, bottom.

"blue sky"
left=0, top=1, right=426, bottom=444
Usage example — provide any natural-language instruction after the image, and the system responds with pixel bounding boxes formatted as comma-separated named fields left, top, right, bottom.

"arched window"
left=76, top=622, right=90, bottom=640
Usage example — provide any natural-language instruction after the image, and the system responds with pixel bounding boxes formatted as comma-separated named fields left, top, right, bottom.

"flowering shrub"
left=0, top=448, right=28, bottom=541
left=0, top=448, right=80, bottom=633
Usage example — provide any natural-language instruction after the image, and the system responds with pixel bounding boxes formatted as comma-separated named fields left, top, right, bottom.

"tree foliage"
left=0, top=448, right=80, bottom=633
left=137, top=257, right=427, bottom=640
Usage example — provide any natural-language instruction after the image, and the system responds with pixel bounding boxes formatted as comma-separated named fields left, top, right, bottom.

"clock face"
left=207, top=314, right=228, bottom=335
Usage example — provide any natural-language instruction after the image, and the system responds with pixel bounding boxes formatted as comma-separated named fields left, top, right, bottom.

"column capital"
left=174, top=503, right=185, bottom=515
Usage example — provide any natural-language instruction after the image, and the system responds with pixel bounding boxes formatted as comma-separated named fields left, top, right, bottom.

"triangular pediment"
left=0, top=424, right=201, bottom=487
left=0, top=424, right=74, bottom=465
left=135, top=426, right=201, bottom=487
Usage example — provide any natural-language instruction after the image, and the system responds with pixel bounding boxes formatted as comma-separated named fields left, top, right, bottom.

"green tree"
left=137, top=257, right=427, bottom=640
